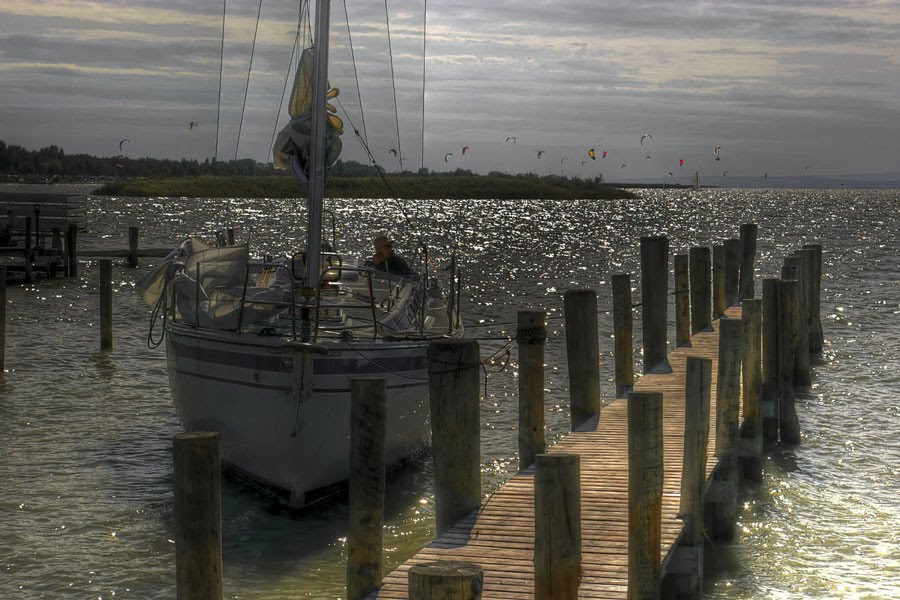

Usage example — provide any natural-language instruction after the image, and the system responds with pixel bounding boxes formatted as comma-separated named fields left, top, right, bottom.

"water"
left=1, top=185, right=897, bottom=599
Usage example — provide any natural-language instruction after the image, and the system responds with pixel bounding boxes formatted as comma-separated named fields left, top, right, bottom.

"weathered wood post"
left=707, top=317, right=741, bottom=541
left=740, top=299, right=763, bottom=482
left=739, top=224, right=758, bottom=300
left=777, top=279, right=802, bottom=444
left=24, top=216, right=33, bottom=283
left=0, top=266, right=6, bottom=373
left=800, top=246, right=818, bottom=354
left=689, top=246, right=712, bottom=334
left=408, top=562, right=484, bottom=600
left=100, top=259, right=113, bottom=351
left=761, top=278, right=780, bottom=442
left=675, top=253, right=691, bottom=347
left=723, top=238, right=741, bottom=307
left=802, top=244, right=824, bottom=352
left=127, top=225, right=140, bottom=268
left=226, top=227, right=236, bottom=246
left=612, top=273, right=634, bottom=397
left=518, top=310, right=546, bottom=469
left=534, top=453, right=581, bottom=599
left=628, top=391, right=663, bottom=600
left=712, top=244, right=726, bottom=318
left=563, top=290, right=601, bottom=429
left=347, top=378, right=387, bottom=600
left=784, top=257, right=811, bottom=387
left=51, top=227, right=61, bottom=277
left=173, top=431, right=223, bottom=600
left=640, top=236, right=669, bottom=373
left=66, top=223, right=78, bottom=277
left=428, top=339, right=482, bottom=536
left=669, top=356, right=712, bottom=599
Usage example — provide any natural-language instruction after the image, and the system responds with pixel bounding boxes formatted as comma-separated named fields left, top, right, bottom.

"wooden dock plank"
left=369, top=307, right=741, bottom=599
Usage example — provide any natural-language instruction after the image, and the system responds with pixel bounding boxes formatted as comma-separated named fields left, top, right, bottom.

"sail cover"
left=272, top=47, right=344, bottom=180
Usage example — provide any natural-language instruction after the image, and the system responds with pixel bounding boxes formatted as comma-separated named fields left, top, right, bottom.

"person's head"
left=373, top=234, right=394, bottom=259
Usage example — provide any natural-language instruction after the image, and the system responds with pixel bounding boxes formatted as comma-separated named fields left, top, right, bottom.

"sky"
left=2, top=0, right=900, bottom=182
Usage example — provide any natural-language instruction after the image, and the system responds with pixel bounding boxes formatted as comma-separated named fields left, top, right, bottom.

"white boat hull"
left=166, top=324, right=431, bottom=506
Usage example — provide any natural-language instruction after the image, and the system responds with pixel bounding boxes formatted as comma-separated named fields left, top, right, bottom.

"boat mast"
left=303, top=0, right=331, bottom=308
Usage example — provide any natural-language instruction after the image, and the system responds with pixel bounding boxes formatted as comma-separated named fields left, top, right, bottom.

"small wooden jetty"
left=370, top=309, right=738, bottom=599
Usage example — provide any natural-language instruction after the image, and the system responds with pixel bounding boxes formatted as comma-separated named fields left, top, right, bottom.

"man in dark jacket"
left=369, top=233, right=413, bottom=277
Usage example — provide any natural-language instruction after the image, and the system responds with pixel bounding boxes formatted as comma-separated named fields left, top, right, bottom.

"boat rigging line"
left=343, top=0, right=368, bottom=147
left=215, top=0, right=227, bottom=162
left=268, top=1, right=311, bottom=166
left=420, top=0, right=427, bottom=172
left=384, top=0, right=402, bottom=169
left=235, top=0, right=265, bottom=162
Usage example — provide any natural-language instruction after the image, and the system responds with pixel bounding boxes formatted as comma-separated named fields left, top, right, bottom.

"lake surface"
left=1, top=185, right=897, bottom=598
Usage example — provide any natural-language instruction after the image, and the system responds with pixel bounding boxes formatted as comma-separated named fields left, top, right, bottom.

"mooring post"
left=712, top=244, right=725, bottom=318
left=100, top=259, right=113, bottom=351
left=707, top=317, right=741, bottom=541
left=563, top=290, right=601, bottom=429
left=518, top=310, right=546, bottom=469
left=640, top=236, right=669, bottom=373
left=800, top=247, right=818, bottom=354
left=784, top=257, right=811, bottom=387
left=428, top=339, right=481, bottom=536
left=675, top=253, right=691, bottom=347
left=24, top=216, right=33, bottom=283
left=777, top=279, right=802, bottom=444
left=347, top=378, right=386, bottom=600
left=802, top=243, right=824, bottom=352
left=761, top=278, right=780, bottom=443
left=612, top=273, right=634, bottom=397
left=628, top=391, right=663, bottom=600
left=689, top=246, right=712, bottom=334
left=408, top=561, right=484, bottom=600
left=534, top=453, right=581, bottom=599
left=66, top=223, right=78, bottom=278
left=740, top=299, right=763, bottom=482
left=127, top=226, right=140, bottom=268
left=739, top=224, right=758, bottom=300
left=0, top=266, right=6, bottom=373
left=226, top=227, right=236, bottom=246
left=173, top=431, right=223, bottom=600
left=723, top=238, right=741, bottom=307
left=671, top=356, right=712, bottom=599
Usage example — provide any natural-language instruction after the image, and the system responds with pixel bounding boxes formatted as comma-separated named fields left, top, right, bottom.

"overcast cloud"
left=1, top=0, right=898, bottom=181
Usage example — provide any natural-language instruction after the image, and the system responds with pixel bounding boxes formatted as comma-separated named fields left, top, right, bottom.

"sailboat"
left=138, top=0, right=462, bottom=507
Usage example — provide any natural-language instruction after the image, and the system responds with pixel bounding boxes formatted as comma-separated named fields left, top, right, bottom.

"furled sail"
left=272, top=47, right=344, bottom=180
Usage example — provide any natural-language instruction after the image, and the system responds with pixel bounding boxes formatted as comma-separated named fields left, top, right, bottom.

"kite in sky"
left=189, top=121, right=199, bottom=130
left=601, top=150, right=608, bottom=158
left=640, top=133, right=652, bottom=146
left=461, top=146, right=469, bottom=155
left=389, top=148, right=398, bottom=156
left=713, top=145, right=721, bottom=161
left=118, top=138, right=130, bottom=152
left=444, top=153, right=453, bottom=163
left=505, top=136, right=516, bottom=144
left=537, top=150, right=545, bottom=159
left=588, top=148, right=596, bottom=160
left=679, top=158, right=685, bottom=167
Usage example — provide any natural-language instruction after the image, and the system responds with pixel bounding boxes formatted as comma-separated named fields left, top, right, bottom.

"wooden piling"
left=689, top=247, right=712, bottom=334
left=612, top=273, right=634, bottom=397
left=761, top=279, right=780, bottom=443
left=800, top=246, right=818, bottom=354
left=739, top=224, right=758, bottom=300
left=712, top=244, right=725, bottom=318
left=518, top=310, right=546, bottom=469
left=802, top=244, right=824, bottom=352
left=100, top=259, right=113, bottom=351
left=428, top=339, right=482, bottom=536
left=563, top=290, right=601, bottom=429
left=66, top=223, right=78, bottom=277
left=707, top=317, right=741, bottom=541
left=740, top=299, right=763, bottom=482
left=784, top=257, right=811, bottom=387
left=226, top=227, right=236, bottom=246
left=0, top=266, right=6, bottom=373
left=777, top=280, right=802, bottom=444
left=127, top=226, right=140, bottom=268
left=640, top=236, right=669, bottom=373
left=723, top=238, right=741, bottom=307
left=675, top=253, right=691, bottom=347
left=408, top=562, right=484, bottom=600
left=173, top=431, right=223, bottom=600
left=534, top=453, right=582, bottom=599
left=24, top=216, right=33, bottom=282
left=347, top=378, right=387, bottom=600
left=628, top=391, right=663, bottom=600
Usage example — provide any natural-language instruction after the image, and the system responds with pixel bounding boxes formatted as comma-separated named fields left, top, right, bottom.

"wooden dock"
left=370, top=307, right=741, bottom=599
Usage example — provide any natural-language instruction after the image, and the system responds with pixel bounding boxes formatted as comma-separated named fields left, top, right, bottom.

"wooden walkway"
left=371, top=306, right=742, bottom=599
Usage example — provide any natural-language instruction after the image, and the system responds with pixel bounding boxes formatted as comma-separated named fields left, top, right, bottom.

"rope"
left=420, top=0, right=427, bottom=172
left=215, top=0, right=227, bottom=161
left=342, top=0, right=368, bottom=146
left=384, top=0, right=403, bottom=169
left=235, top=0, right=264, bottom=162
